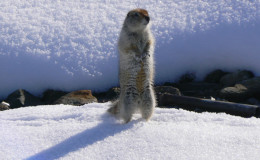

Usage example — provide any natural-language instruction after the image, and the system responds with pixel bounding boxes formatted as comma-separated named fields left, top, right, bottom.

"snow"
left=0, top=102, right=260, bottom=160
left=1, top=2, right=260, bottom=158
left=1, top=0, right=260, bottom=98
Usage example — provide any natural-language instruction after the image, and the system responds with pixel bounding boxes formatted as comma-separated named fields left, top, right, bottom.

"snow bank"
left=0, top=103, right=260, bottom=160
left=1, top=0, right=260, bottom=98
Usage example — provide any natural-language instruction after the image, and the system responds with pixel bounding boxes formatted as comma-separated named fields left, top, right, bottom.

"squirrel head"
left=124, top=8, right=150, bottom=32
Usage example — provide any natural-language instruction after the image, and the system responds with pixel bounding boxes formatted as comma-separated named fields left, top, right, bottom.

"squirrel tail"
left=107, top=100, right=120, bottom=115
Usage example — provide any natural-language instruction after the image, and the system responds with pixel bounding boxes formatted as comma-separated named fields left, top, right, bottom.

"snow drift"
left=1, top=0, right=260, bottom=98
left=1, top=103, right=260, bottom=160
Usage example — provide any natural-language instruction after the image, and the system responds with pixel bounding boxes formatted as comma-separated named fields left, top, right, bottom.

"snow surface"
left=0, top=103, right=260, bottom=160
left=1, top=0, right=260, bottom=98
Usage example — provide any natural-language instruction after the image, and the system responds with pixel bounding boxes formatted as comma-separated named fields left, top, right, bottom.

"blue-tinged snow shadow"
left=26, top=113, right=136, bottom=160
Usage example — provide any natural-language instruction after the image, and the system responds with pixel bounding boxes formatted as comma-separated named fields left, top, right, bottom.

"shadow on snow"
left=26, top=113, right=136, bottom=160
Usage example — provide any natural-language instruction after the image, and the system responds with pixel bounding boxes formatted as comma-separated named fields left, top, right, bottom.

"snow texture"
left=1, top=0, right=260, bottom=98
left=0, top=103, right=260, bottom=160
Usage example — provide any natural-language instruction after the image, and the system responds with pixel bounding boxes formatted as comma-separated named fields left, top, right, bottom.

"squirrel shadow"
left=26, top=113, right=137, bottom=160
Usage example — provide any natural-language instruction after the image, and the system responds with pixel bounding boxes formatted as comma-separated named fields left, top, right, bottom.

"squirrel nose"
left=145, top=16, right=150, bottom=22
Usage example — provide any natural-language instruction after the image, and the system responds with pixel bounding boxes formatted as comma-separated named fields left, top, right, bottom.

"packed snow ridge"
left=0, top=0, right=260, bottom=98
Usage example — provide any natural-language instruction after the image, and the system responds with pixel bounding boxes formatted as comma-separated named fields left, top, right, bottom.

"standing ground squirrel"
left=108, top=8, right=156, bottom=123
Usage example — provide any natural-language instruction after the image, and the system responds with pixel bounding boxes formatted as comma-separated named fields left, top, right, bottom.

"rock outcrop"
left=5, top=89, right=43, bottom=109
left=54, top=90, right=97, bottom=106
left=220, top=70, right=254, bottom=86
left=0, top=101, right=10, bottom=111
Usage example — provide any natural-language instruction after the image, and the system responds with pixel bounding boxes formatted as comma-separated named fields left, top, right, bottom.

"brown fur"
left=136, top=62, right=145, bottom=94
left=128, top=8, right=149, bottom=18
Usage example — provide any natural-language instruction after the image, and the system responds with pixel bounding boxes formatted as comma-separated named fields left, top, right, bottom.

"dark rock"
left=106, top=87, right=120, bottom=100
left=162, top=82, right=180, bottom=90
left=255, top=93, right=260, bottom=102
left=220, top=70, right=254, bottom=86
left=238, top=77, right=260, bottom=94
left=42, top=89, right=68, bottom=104
left=178, top=72, right=196, bottom=83
left=245, top=98, right=260, bottom=105
left=219, top=84, right=250, bottom=102
left=0, top=101, right=10, bottom=111
left=219, top=77, right=260, bottom=103
left=5, top=89, right=43, bottom=109
left=93, top=87, right=120, bottom=102
left=155, top=86, right=181, bottom=97
left=178, top=82, right=221, bottom=91
left=204, top=69, right=229, bottom=83
left=155, top=86, right=181, bottom=106
left=177, top=82, right=222, bottom=98
left=54, top=90, right=97, bottom=106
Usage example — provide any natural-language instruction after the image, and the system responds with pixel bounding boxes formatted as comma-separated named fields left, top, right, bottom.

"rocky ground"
left=1, top=69, right=260, bottom=117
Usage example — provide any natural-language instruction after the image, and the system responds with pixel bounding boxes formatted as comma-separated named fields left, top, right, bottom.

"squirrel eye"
left=134, top=12, right=139, bottom=17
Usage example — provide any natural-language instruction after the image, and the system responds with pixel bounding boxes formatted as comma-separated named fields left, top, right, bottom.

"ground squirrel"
left=108, top=8, right=156, bottom=123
